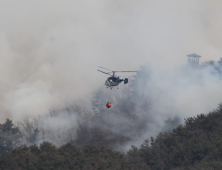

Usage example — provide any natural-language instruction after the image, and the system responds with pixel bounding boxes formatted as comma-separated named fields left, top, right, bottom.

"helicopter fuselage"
left=105, top=76, right=123, bottom=87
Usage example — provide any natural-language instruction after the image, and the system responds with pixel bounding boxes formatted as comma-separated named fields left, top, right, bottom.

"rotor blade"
left=119, top=75, right=137, bottom=78
left=114, top=71, right=137, bottom=73
left=97, top=70, right=112, bottom=75
left=126, top=76, right=137, bottom=77
left=98, top=66, right=112, bottom=71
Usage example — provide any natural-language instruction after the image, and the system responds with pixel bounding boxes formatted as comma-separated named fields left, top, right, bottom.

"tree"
left=0, top=119, right=22, bottom=155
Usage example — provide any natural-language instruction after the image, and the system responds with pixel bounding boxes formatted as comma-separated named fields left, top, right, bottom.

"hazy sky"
left=0, top=0, right=222, bottom=121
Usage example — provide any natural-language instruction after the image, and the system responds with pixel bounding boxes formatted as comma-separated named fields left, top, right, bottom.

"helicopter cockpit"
left=108, top=77, right=119, bottom=82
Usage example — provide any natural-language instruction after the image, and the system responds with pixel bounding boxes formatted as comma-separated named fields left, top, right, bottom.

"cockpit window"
left=109, top=77, right=118, bottom=82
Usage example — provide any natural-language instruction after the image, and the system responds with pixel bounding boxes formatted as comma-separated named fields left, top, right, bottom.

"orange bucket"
left=106, top=102, right=112, bottom=108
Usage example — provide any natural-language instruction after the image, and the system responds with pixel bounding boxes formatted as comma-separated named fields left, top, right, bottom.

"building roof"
left=187, top=53, right=201, bottom=58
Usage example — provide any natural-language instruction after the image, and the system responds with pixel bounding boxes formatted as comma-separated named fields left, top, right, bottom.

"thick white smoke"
left=0, top=0, right=222, bottom=143
left=117, top=64, right=222, bottom=150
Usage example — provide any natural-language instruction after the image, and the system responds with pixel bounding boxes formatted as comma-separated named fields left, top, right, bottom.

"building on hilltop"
left=186, top=53, right=222, bottom=71
left=187, top=53, right=201, bottom=66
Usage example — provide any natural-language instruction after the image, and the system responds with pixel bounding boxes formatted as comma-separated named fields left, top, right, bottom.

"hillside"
left=128, top=104, right=222, bottom=170
left=1, top=105, right=222, bottom=169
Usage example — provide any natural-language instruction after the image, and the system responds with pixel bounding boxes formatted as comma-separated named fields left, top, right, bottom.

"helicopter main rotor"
left=98, top=66, right=137, bottom=77
left=97, top=70, right=112, bottom=76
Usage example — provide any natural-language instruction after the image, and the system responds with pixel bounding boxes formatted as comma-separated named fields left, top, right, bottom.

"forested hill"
left=131, top=104, right=222, bottom=170
left=1, top=105, right=222, bottom=169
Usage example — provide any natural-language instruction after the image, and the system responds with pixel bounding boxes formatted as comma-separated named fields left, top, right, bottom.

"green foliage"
left=0, top=119, right=22, bottom=155
left=2, top=104, right=222, bottom=169
left=125, top=145, right=149, bottom=170
left=0, top=143, right=146, bottom=170
left=125, top=104, right=222, bottom=170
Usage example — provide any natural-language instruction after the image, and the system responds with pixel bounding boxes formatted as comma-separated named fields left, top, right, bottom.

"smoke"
left=0, top=0, right=147, bottom=121
left=1, top=0, right=222, bottom=150
left=105, top=64, right=222, bottom=150
left=18, top=100, right=92, bottom=146
left=17, top=63, right=222, bottom=151
left=0, top=0, right=222, bottom=120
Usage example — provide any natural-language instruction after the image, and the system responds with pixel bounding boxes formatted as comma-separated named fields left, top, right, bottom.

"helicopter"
left=97, top=66, right=137, bottom=89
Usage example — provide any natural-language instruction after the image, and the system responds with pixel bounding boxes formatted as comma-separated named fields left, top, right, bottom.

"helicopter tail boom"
left=124, top=78, right=128, bottom=84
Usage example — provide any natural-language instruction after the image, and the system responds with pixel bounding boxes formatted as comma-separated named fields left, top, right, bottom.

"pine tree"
left=0, top=119, right=22, bottom=155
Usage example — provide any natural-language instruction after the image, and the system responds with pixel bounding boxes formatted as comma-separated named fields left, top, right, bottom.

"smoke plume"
left=1, top=0, right=222, bottom=150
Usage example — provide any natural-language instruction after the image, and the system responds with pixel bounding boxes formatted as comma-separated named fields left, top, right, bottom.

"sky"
left=0, top=0, right=222, bottom=121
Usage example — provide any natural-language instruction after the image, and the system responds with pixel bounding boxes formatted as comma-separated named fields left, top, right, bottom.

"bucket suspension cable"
left=106, top=88, right=112, bottom=108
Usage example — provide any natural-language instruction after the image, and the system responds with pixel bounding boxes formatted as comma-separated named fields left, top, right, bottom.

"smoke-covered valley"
left=17, top=63, right=222, bottom=151
left=1, top=0, right=222, bottom=150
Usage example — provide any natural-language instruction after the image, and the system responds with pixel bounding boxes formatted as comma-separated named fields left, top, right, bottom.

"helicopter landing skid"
left=106, top=86, right=112, bottom=90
